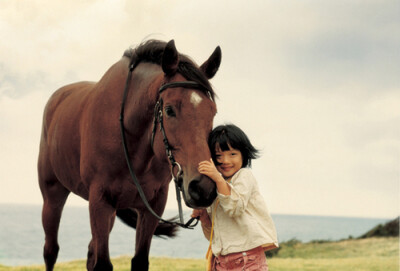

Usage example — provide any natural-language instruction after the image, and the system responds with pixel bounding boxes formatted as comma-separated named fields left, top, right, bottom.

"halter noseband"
left=119, top=59, right=213, bottom=229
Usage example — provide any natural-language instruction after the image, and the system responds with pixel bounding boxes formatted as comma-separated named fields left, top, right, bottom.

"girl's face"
left=215, top=144, right=243, bottom=179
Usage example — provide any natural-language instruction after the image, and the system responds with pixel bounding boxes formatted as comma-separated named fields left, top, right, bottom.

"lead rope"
left=206, top=199, right=219, bottom=271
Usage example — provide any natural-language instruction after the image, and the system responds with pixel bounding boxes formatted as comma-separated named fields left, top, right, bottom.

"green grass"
left=0, top=237, right=398, bottom=271
left=0, top=257, right=206, bottom=271
left=268, top=237, right=399, bottom=271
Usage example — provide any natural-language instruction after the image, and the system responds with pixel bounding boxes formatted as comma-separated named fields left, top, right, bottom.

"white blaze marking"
left=190, top=92, right=203, bottom=107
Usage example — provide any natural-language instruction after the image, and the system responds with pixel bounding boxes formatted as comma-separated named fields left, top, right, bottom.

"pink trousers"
left=213, top=246, right=269, bottom=271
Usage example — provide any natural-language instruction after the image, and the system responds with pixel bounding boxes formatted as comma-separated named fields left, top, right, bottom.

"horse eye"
left=165, top=106, right=176, bottom=117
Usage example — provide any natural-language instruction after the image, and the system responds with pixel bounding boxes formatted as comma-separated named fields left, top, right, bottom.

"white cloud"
left=0, top=0, right=398, bottom=218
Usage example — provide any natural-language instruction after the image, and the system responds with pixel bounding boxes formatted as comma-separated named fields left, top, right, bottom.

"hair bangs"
left=214, top=132, right=231, bottom=152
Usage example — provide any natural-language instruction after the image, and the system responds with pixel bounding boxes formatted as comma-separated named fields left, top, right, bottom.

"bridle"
left=119, top=59, right=213, bottom=229
left=150, top=81, right=214, bottom=179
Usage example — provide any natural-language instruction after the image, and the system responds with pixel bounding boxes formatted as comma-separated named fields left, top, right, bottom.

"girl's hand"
left=198, top=159, right=223, bottom=183
left=199, top=159, right=231, bottom=196
left=191, top=208, right=211, bottom=227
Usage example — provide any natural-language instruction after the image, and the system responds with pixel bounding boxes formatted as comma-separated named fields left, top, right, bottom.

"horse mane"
left=123, top=40, right=215, bottom=100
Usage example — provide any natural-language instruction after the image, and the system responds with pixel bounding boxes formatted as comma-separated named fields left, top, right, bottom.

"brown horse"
left=38, top=40, right=221, bottom=271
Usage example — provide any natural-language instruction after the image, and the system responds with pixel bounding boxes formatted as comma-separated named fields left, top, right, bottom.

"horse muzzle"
left=181, top=175, right=217, bottom=208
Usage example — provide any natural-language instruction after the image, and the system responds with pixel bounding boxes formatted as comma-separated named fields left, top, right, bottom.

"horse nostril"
left=187, top=178, right=217, bottom=208
left=188, top=180, right=201, bottom=201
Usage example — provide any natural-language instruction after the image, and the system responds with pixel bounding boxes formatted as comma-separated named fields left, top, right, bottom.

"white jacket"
left=202, top=168, right=279, bottom=256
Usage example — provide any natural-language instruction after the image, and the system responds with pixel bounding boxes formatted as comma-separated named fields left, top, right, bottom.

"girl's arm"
left=191, top=209, right=212, bottom=240
left=200, top=165, right=255, bottom=217
left=217, top=169, right=255, bottom=217
left=198, top=160, right=255, bottom=217
left=198, top=159, right=231, bottom=195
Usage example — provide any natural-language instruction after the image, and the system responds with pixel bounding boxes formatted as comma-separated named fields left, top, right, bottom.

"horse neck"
left=122, top=63, right=169, bottom=176
left=124, top=62, right=162, bottom=135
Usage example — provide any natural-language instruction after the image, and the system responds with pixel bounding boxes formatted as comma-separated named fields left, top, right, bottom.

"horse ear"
left=200, top=46, right=222, bottom=79
left=162, top=40, right=179, bottom=76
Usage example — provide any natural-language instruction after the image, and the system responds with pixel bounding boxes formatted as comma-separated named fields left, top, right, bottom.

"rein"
left=119, top=60, right=212, bottom=229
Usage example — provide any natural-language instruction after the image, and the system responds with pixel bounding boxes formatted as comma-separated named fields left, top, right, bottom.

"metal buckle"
left=171, top=162, right=182, bottom=180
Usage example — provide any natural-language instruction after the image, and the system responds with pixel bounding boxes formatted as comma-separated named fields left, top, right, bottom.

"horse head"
left=152, top=40, right=221, bottom=208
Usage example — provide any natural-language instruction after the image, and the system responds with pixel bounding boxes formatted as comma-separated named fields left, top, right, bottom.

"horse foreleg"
left=131, top=188, right=168, bottom=271
left=87, top=192, right=116, bottom=271
left=131, top=211, right=159, bottom=271
left=87, top=213, right=116, bottom=270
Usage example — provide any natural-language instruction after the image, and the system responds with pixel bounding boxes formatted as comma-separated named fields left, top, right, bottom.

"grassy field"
left=0, top=237, right=398, bottom=271
left=268, top=237, right=399, bottom=271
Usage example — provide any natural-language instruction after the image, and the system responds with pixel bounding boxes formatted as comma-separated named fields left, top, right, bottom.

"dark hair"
left=208, top=124, right=259, bottom=168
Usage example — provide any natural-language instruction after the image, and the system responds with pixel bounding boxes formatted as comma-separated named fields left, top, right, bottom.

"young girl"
left=192, top=124, right=278, bottom=271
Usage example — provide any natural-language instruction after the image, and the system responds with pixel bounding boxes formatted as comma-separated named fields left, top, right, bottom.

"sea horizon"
left=1, top=202, right=395, bottom=220
left=0, top=203, right=394, bottom=266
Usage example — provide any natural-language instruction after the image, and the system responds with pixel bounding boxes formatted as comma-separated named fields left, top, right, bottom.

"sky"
left=0, top=0, right=399, bottom=219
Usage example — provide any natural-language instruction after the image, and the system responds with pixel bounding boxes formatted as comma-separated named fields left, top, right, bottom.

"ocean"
left=0, top=204, right=391, bottom=266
